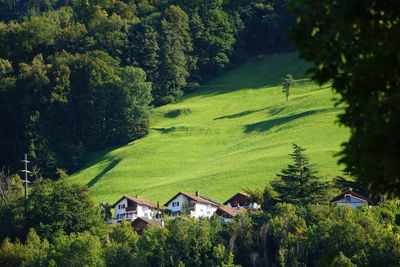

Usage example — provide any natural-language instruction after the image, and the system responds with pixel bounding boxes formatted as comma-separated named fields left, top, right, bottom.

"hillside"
left=70, top=53, right=349, bottom=204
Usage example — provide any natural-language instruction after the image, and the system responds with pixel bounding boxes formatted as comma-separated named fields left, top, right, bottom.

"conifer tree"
left=271, top=144, right=329, bottom=205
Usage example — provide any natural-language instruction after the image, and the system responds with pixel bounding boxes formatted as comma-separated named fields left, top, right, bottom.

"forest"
left=0, top=0, right=292, bottom=177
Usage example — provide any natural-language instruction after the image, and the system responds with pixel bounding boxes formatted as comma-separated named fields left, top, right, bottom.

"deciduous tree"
left=289, top=0, right=400, bottom=196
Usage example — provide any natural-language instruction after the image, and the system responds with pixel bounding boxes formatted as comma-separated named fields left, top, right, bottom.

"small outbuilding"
left=216, top=206, right=243, bottom=223
left=132, top=217, right=163, bottom=234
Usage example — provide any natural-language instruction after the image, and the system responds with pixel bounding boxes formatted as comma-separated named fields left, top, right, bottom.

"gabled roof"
left=164, top=192, right=221, bottom=207
left=112, top=196, right=157, bottom=209
left=223, top=192, right=250, bottom=205
left=216, top=206, right=242, bottom=217
left=132, top=217, right=162, bottom=227
left=331, top=190, right=374, bottom=205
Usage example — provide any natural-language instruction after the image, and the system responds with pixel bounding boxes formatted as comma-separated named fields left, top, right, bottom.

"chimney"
left=136, top=195, right=139, bottom=198
left=349, top=188, right=353, bottom=192
left=196, top=190, right=200, bottom=197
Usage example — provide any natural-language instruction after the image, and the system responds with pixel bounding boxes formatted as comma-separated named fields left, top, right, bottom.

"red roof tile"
left=112, top=196, right=157, bottom=209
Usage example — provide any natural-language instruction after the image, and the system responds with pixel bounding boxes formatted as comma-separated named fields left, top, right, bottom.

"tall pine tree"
left=271, top=144, right=329, bottom=205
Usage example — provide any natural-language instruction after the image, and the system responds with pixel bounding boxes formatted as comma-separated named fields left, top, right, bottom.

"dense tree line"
left=0, top=0, right=293, bottom=177
left=0, top=156, right=399, bottom=266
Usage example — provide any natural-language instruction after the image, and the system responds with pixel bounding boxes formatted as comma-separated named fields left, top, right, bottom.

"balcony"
left=188, top=201, right=196, bottom=210
left=126, top=206, right=137, bottom=212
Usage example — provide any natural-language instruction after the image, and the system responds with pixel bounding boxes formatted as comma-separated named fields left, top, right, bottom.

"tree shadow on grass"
left=164, top=108, right=192, bottom=118
left=214, top=107, right=269, bottom=120
left=87, top=158, right=121, bottom=188
left=244, top=107, right=341, bottom=133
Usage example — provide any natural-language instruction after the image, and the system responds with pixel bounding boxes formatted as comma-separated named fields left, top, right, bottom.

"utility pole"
left=20, top=154, right=31, bottom=198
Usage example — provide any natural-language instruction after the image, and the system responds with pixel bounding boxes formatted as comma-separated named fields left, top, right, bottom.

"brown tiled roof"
left=112, top=196, right=157, bottom=209
left=164, top=192, right=221, bottom=207
left=216, top=206, right=242, bottom=217
left=132, top=217, right=162, bottom=227
left=223, top=192, right=249, bottom=205
left=331, top=190, right=374, bottom=205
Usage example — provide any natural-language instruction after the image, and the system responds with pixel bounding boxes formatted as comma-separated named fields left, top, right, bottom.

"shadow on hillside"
left=214, top=107, right=269, bottom=120
left=181, top=53, right=309, bottom=100
left=164, top=108, right=192, bottom=118
left=87, top=159, right=121, bottom=188
left=244, top=107, right=340, bottom=133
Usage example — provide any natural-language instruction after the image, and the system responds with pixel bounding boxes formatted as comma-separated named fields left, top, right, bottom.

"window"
left=172, top=201, right=180, bottom=207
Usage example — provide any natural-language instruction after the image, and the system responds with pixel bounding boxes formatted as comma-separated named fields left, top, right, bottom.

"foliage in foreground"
left=289, top=0, right=400, bottom=197
left=1, top=171, right=400, bottom=266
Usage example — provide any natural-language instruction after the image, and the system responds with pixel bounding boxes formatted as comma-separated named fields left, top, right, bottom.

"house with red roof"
left=331, top=189, right=374, bottom=209
left=112, top=196, right=158, bottom=222
left=164, top=191, right=221, bottom=218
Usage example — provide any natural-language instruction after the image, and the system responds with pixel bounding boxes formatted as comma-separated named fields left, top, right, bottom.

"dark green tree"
left=271, top=144, right=330, bottom=205
left=99, top=202, right=113, bottom=222
left=0, top=178, right=103, bottom=241
left=289, top=0, right=400, bottom=197
left=156, top=5, right=192, bottom=104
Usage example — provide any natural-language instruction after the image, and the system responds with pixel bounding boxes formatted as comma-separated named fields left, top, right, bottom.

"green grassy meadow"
left=70, top=53, right=349, bottom=204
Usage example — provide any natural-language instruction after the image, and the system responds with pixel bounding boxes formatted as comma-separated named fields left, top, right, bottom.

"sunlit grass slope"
left=70, top=53, right=349, bottom=204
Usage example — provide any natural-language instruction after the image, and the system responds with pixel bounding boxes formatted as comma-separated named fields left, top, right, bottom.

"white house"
left=164, top=191, right=220, bottom=218
left=112, top=196, right=158, bottom=223
left=331, top=189, right=373, bottom=209
left=223, top=192, right=260, bottom=210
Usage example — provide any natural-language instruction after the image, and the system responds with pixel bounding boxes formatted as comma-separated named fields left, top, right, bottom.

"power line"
left=20, top=154, right=31, bottom=198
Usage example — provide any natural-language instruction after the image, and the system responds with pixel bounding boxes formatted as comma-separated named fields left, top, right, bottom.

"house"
left=164, top=191, right=220, bottom=218
left=223, top=192, right=260, bottom=210
left=132, top=217, right=163, bottom=234
left=112, top=196, right=158, bottom=222
left=216, top=206, right=243, bottom=223
left=331, top=189, right=374, bottom=209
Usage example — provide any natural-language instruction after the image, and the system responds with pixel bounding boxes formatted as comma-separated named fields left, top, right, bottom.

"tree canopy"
left=289, top=0, right=400, bottom=197
left=0, top=0, right=294, bottom=177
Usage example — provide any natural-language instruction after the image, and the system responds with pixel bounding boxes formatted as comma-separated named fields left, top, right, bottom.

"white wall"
left=167, top=194, right=218, bottom=218
left=167, top=194, right=188, bottom=214
left=114, top=198, right=155, bottom=221
left=335, top=196, right=367, bottom=209
left=114, top=198, right=128, bottom=220
left=137, top=205, right=154, bottom=218
left=194, top=202, right=217, bottom=218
